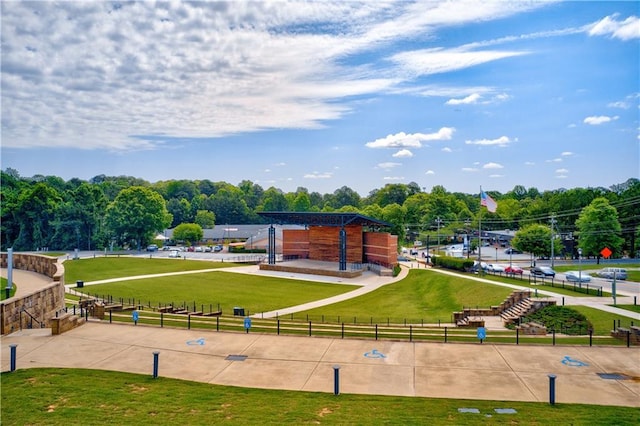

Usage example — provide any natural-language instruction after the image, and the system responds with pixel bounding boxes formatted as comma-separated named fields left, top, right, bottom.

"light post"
left=578, top=248, right=583, bottom=289
left=495, top=247, right=498, bottom=262
left=509, top=248, right=513, bottom=268
left=465, top=219, right=471, bottom=259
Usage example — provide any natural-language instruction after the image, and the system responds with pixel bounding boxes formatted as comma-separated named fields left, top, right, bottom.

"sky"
left=1, top=1, right=639, bottom=197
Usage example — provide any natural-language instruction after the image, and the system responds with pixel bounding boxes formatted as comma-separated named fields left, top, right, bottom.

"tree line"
left=1, top=168, right=638, bottom=258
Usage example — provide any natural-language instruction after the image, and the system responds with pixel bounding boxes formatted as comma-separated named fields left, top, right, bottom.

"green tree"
left=105, top=186, right=172, bottom=250
left=292, top=192, right=311, bottom=212
left=14, top=183, right=62, bottom=250
left=511, top=224, right=561, bottom=258
left=575, top=197, right=623, bottom=258
left=194, top=210, right=216, bottom=228
left=382, top=203, right=406, bottom=244
left=172, top=223, right=204, bottom=246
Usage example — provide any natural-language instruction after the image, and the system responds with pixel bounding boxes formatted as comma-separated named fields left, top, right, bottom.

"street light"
left=578, top=248, right=583, bottom=289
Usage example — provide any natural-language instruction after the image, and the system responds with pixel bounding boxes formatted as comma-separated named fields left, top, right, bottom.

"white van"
left=597, top=267, right=627, bottom=280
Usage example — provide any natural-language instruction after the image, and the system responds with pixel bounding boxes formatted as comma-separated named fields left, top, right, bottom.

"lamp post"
left=578, top=248, right=583, bottom=289
left=495, top=247, right=498, bottom=263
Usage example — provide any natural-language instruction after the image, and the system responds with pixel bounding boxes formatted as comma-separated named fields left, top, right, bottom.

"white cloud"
left=264, top=169, right=272, bottom=173
left=377, top=162, right=402, bottom=170
left=584, top=115, right=619, bottom=125
left=304, top=172, right=333, bottom=179
left=525, top=161, right=535, bottom=166
left=365, top=128, right=455, bottom=148
left=393, top=149, right=414, bottom=158
left=483, top=162, right=504, bottom=169
left=441, top=147, right=452, bottom=153
left=546, top=158, right=562, bottom=163
left=445, top=93, right=481, bottom=105
left=391, top=47, right=528, bottom=77
left=489, top=174, right=504, bottom=178
left=561, top=151, right=573, bottom=157
left=275, top=162, right=287, bottom=167
left=383, top=176, right=404, bottom=181
left=556, top=175, right=568, bottom=179
left=425, top=170, right=435, bottom=175
left=465, top=136, right=511, bottom=147
left=588, top=15, right=640, bottom=41
left=608, top=101, right=630, bottom=109
left=556, top=168, right=569, bottom=174
left=1, top=1, right=548, bottom=151
left=462, top=167, right=479, bottom=172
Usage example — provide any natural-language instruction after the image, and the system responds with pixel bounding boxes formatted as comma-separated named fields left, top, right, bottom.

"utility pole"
left=550, top=214, right=557, bottom=268
left=435, top=217, right=443, bottom=249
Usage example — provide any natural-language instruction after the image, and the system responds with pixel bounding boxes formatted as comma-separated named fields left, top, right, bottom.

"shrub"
left=431, top=255, right=474, bottom=272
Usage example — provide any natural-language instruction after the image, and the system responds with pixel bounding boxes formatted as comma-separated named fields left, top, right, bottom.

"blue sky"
left=1, top=1, right=638, bottom=196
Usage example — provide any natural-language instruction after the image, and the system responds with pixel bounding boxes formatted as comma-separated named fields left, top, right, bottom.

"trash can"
left=233, top=307, right=244, bottom=316
left=76, top=280, right=84, bottom=288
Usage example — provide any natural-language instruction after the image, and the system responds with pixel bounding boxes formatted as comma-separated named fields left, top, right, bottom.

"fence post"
left=516, top=328, right=519, bottom=345
left=409, top=325, right=413, bottom=342
left=309, top=321, right=312, bottom=337
left=341, top=323, right=344, bottom=339
left=375, top=324, right=378, bottom=340
left=160, top=313, right=163, bottom=328
left=216, top=316, right=219, bottom=332
left=552, top=329, right=556, bottom=346
left=627, top=330, right=631, bottom=348
left=188, top=314, right=191, bottom=330
left=277, top=319, right=280, bottom=335
left=9, top=344, right=17, bottom=372
left=109, top=310, right=112, bottom=324
left=589, top=329, right=593, bottom=347
left=444, top=326, right=448, bottom=343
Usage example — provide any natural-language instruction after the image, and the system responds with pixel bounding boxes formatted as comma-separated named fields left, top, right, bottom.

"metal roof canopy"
left=257, top=211, right=393, bottom=228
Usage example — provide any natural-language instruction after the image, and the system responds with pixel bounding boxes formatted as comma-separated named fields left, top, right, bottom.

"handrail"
left=20, top=306, right=42, bottom=329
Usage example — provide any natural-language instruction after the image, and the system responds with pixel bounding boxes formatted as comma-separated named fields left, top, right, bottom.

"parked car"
left=195, top=246, right=203, bottom=252
left=410, top=249, right=418, bottom=256
left=213, top=245, right=223, bottom=252
left=530, top=266, right=556, bottom=277
left=397, top=255, right=410, bottom=262
left=168, top=250, right=180, bottom=258
left=596, top=267, right=627, bottom=280
left=204, top=246, right=212, bottom=252
left=471, top=261, right=488, bottom=273
left=505, top=265, right=524, bottom=275
left=487, top=264, right=505, bottom=273
left=565, top=271, right=592, bottom=283
left=162, top=246, right=171, bottom=251
left=504, top=248, right=521, bottom=254
left=146, top=244, right=158, bottom=252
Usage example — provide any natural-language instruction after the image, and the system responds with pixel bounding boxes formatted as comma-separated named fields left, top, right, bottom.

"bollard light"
left=10, top=344, right=18, bottom=372
left=153, top=351, right=160, bottom=378
left=333, top=365, right=340, bottom=395
left=548, top=374, right=557, bottom=405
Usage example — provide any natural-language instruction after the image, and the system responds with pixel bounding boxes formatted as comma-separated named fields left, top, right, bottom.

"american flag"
left=480, top=190, right=497, bottom=213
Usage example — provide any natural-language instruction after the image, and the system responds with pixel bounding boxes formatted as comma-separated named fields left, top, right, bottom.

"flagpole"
left=478, top=187, right=482, bottom=262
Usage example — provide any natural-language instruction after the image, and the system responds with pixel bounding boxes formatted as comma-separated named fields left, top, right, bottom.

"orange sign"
left=600, top=247, right=612, bottom=258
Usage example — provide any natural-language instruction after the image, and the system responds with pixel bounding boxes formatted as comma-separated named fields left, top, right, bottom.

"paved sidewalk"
left=0, top=269, right=53, bottom=298
left=2, top=322, right=638, bottom=407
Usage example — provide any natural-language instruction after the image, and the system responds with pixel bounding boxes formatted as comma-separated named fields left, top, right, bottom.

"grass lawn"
left=2, top=368, right=638, bottom=426
left=0, top=277, right=16, bottom=301
left=612, top=304, right=640, bottom=314
left=298, top=269, right=514, bottom=324
left=64, top=257, right=232, bottom=283
left=569, top=305, right=637, bottom=334
left=77, top=271, right=359, bottom=315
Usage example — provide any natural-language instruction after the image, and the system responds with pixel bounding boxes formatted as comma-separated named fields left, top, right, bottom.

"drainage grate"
left=226, top=354, right=248, bottom=361
left=597, top=373, right=629, bottom=380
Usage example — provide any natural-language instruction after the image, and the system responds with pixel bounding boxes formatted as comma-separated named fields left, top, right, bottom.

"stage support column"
left=268, top=225, right=276, bottom=264
left=339, top=226, right=347, bottom=271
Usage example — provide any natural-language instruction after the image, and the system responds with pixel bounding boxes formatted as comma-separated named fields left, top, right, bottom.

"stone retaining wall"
left=0, top=253, right=66, bottom=335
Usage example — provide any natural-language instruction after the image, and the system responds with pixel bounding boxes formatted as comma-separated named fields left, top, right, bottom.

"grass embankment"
left=0, top=277, right=16, bottom=301
left=2, top=369, right=638, bottom=426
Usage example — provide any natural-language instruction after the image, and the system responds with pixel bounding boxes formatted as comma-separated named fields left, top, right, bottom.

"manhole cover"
left=226, top=354, right=248, bottom=361
left=597, top=373, right=629, bottom=380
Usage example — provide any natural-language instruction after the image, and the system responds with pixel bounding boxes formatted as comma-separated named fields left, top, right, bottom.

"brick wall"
left=363, top=232, right=398, bottom=266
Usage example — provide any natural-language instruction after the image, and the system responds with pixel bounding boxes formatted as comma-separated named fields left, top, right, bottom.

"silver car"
left=565, top=271, right=592, bottom=283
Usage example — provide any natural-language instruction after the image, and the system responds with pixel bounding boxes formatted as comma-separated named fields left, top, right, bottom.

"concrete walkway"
left=0, top=269, right=53, bottom=298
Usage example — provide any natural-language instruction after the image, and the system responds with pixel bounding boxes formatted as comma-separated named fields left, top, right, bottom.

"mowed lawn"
left=64, top=257, right=231, bottom=283
left=3, top=369, right=638, bottom=426
left=298, top=269, right=514, bottom=324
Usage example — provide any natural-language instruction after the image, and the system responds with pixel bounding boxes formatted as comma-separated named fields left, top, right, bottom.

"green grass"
left=0, top=277, right=16, bottom=301
left=78, top=271, right=359, bottom=315
left=612, top=304, right=640, bottom=313
left=2, top=368, right=638, bottom=426
left=64, top=257, right=232, bottom=283
left=478, top=273, right=608, bottom=297
left=569, top=305, right=637, bottom=335
left=298, top=269, right=514, bottom=324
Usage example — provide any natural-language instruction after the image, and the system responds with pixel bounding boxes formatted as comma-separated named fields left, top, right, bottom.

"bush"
left=522, top=305, right=593, bottom=335
left=431, top=255, right=474, bottom=272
